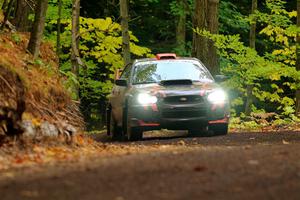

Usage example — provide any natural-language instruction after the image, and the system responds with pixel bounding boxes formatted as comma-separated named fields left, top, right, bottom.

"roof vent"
left=156, top=53, right=177, bottom=60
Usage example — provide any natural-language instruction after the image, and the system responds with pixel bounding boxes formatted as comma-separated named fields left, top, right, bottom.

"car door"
left=110, top=64, right=132, bottom=126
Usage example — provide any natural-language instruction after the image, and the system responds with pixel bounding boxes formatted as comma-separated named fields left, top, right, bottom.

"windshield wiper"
left=133, top=81, right=157, bottom=85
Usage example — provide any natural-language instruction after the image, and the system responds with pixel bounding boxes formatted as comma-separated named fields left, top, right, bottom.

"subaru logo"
left=179, top=97, right=188, bottom=102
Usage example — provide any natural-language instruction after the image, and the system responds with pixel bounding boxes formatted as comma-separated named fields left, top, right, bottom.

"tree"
left=175, top=0, right=187, bottom=54
left=14, top=0, right=33, bottom=31
left=57, top=0, right=62, bottom=65
left=1, top=0, right=9, bottom=10
left=27, top=0, right=49, bottom=58
left=120, top=0, right=131, bottom=66
left=192, top=0, right=219, bottom=75
left=71, top=0, right=80, bottom=97
left=0, top=0, right=16, bottom=30
left=296, top=0, right=300, bottom=114
left=245, top=0, right=257, bottom=116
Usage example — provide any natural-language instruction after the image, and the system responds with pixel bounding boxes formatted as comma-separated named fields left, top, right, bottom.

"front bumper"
left=128, top=101, right=229, bottom=131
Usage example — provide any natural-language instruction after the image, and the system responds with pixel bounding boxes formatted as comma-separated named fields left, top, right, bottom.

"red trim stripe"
left=138, top=120, right=160, bottom=127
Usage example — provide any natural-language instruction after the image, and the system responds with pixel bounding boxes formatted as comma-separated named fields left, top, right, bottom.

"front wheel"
left=123, top=107, right=143, bottom=141
left=208, top=124, right=228, bottom=136
left=108, top=110, right=123, bottom=141
left=127, top=127, right=143, bottom=141
left=188, top=126, right=207, bottom=137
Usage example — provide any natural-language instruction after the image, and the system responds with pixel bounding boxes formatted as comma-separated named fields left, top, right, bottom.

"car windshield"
left=132, top=60, right=213, bottom=84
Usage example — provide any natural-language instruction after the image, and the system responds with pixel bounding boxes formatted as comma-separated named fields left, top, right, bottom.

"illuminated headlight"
left=137, top=93, right=158, bottom=105
left=207, top=90, right=227, bottom=104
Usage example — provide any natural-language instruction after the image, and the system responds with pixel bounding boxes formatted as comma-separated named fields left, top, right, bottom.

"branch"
left=0, top=74, right=16, bottom=95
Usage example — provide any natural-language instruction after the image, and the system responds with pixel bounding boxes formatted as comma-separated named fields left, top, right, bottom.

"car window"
left=120, top=64, right=132, bottom=80
left=132, top=60, right=213, bottom=84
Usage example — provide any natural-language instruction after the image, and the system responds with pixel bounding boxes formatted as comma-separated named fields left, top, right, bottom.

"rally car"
left=107, top=53, right=230, bottom=141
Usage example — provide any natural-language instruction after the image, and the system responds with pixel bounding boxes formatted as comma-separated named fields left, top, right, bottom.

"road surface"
left=1, top=131, right=300, bottom=200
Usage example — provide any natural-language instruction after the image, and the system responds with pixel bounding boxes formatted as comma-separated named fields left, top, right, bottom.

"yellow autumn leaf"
left=288, top=11, right=297, bottom=18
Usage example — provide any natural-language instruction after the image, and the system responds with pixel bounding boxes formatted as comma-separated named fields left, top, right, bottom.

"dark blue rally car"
left=107, top=53, right=229, bottom=141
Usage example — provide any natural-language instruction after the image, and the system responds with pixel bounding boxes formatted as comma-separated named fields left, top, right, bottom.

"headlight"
left=137, top=93, right=158, bottom=105
left=207, top=89, right=227, bottom=104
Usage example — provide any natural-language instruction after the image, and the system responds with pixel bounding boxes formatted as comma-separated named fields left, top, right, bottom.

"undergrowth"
left=230, top=115, right=300, bottom=132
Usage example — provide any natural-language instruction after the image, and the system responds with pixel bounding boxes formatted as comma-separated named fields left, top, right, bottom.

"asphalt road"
left=1, top=131, right=300, bottom=200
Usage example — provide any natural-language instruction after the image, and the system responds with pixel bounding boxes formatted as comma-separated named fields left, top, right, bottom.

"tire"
left=123, top=106, right=143, bottom=141
left=127, top=127, right=143, bottom=141
left=108, top=110, right=123, bottom=141
left=188, top=126, right=207, bottom=137
left=208, top=124, right=228, bottom=136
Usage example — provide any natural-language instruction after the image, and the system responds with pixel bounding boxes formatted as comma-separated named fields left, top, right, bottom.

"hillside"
left=0, top=32, right=83, bottom=142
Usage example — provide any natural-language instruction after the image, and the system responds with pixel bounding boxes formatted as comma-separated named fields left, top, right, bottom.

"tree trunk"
left=120, top=0, right=131, bottom=66
left=249, top=0, right=257, bottom=50
left=14, top=0, right=33, bottom=31
left=192, top=0, right=206, bottom=64
left=296, top=0, right=300, bottom=114
left=71, top=0, right=86, bottom=99
left=207, top=0, right=219, bottom=75
left=27, top=0, right=49, bottom=59
left=245, top=0, right=257, bottom=116
left=1, top=0, right=15, bottom=30
left=176, top=0, right=186, bottom=54
left=192, top=0, right=219, bottom=75
left=57, top=0, right=62, bottom=66
left=71, top=0, right=80, bottom=76
left=1, top=0, right=8, bottom=10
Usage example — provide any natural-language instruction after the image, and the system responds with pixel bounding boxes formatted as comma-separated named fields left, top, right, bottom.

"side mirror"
left=214, top=75, right=228, bottom=83
left=115, top=79, right=128, bottom=87
left=115, top=69, right=123, bottom=80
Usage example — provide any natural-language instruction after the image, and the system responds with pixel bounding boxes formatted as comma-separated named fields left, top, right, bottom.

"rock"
left=60, top=122, right=77, bottom=136
left=22, top=120, right=77, bottom=139
left=65, top=124, right=77, bottom=135
left=40, top=121, right=59, bottom=137
left=22, top=120, right=36, bottom=137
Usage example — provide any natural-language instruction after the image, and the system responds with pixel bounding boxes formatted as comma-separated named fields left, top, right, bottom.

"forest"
left=1, top=1, right=300, bottom=198
left=0, top=0, right=299, bottom=131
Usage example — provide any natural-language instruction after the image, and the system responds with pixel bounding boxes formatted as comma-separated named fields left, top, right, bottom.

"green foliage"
left=230, top=117, right=262, bottom=131
left=129, top=0, right=178, bottom=53
left=59, top=70, right=79, bottom=99
left=254, top=0, right=298, bottom=68
left=11, top=33, right=21, bottom=44
left=45, top=16, right=151, bottom=100
left=219, top=1, right=249, bottom=34
left=47, top=0, right=72, bottom=21
left=70, top=17, right=151, bottom=99
left=169, top=0, right=193, bottom=17
left=34, top=59, right=44, bottom=66
left=194, top=0, right=299, bottom=119
left=230, top=115, right=300, bottom=132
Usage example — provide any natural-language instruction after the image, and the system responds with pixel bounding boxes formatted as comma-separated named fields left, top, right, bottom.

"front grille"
left=163, top=95, right=203, bottom=104
left=162, top=110, right=206, bottom=119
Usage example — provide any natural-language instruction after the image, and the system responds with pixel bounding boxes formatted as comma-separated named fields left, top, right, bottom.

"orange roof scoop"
left=156, top=53, right=177, bottom=60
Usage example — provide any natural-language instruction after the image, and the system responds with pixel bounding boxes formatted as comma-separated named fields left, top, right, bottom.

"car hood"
left=130, top=82, right=220, bottom=97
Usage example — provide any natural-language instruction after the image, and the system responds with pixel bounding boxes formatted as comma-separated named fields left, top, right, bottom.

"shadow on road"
left=91, top=130, right=300, bottom=146
left=92, top=130, right=227, bottom=145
